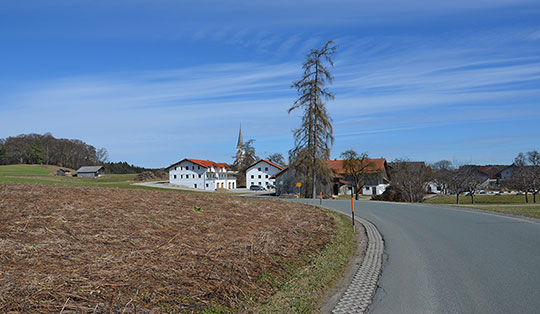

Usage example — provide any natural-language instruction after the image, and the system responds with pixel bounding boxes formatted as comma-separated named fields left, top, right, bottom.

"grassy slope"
left=0, top=164, right=165, bottom=191
left=253, top=209, right=356, bottom=313
left=425, top=194, right=540, bottom=219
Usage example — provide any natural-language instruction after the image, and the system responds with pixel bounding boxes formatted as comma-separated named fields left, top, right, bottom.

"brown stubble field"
left=0, top=183, right=333, bottom=313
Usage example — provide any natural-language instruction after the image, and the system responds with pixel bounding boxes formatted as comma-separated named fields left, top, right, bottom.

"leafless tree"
left=389, top=159, right=432, bottom=202
left=266, top=153, right=285, bottom=166
left=459, top=166, right=487, bottom=204
left=289, top=40, right=336, bottom=198
left=340, top=149, right=374, bottom=200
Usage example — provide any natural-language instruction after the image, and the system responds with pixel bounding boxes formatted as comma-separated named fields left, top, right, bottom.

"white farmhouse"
left=246, top=159, right=284, bottom=188
left=166, top=158, right=236, bottom=190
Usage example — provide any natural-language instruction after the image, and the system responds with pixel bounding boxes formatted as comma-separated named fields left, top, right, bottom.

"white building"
left=246, top=159, right=284, bottom=188
left=166, top=158, right=236, bottom=190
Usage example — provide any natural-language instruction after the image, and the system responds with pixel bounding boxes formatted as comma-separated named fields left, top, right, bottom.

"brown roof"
left=477, top=165, right=508, bottom=179
left=166, top=158, right=230, bottom=171
left=326, top=158, right=387, bottom=175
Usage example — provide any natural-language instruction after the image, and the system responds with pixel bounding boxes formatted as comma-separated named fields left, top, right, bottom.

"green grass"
left=0, top=164, right=171, bottom=192
left=253, top=209, right=357, bottom=313
left=334, top=194, right=372, bottom=200
left=425, top=194, right=534, bottom=205
left=453, top=204, right=540, bottom=219
left=0, top=164, right=72, bottom=176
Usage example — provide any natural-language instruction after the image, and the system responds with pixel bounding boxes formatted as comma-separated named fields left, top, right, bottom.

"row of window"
left=256, top=167, right=269, bottom=171
left=251, top=174, right=269, bottom=179
left=176, top=165, right=200, bottom=171
left=172, top=174, right=229, bottom=179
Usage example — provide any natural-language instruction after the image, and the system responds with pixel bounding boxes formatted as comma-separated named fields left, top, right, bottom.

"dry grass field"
left=0, top=183, right=334, bottom=313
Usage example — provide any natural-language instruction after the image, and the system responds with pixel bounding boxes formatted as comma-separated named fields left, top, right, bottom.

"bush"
left=372, top=186, right=407, bottom=202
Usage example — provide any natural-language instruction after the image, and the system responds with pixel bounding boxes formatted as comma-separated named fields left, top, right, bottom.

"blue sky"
left=1, top=0, right=539, bottom=168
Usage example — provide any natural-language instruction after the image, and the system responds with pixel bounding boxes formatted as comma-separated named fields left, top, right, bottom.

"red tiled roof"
left=249, top=159, right=284, bottom=170
left=326, top=158, right=386, bottom=175
left=166, top=158, right=230, bottom=171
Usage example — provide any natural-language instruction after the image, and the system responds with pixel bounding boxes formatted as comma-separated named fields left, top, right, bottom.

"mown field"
left=0, top=182, right=356, bottom=313
left=0, top=165, right=165, bottom=191
left=425, top=194, right=540, bottom=219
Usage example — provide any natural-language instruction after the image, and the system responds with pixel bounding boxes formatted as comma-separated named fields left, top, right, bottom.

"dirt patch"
left=0, top=183, right=333, bottom=313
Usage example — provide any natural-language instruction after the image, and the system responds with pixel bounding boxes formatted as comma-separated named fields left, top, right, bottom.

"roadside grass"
left=253, top=209, right=357, bottom=313
left=451, top=204, right=540, bottom=219
left=334, top=194, right=372, bottom=201
left=425, top=194, right=534, bottom=205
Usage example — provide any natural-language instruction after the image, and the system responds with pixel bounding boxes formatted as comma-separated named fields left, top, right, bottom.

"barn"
left=76, top=166, right=105, bottom=178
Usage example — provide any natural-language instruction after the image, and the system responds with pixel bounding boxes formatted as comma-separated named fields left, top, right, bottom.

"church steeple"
left=237, top=124, right=244, bottom=148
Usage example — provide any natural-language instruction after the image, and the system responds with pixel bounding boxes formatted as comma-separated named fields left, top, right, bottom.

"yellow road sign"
left=296, top=182, right=302, bottom=187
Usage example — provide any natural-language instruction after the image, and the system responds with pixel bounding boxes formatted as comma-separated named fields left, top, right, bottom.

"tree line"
left=0, top=133, right=155, bottom=174
left=0, top=133, right=108, bottom=170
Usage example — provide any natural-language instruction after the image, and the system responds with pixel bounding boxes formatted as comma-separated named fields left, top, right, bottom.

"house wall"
left=246, top=161, right=281, bottom=188
left=359, top=184, right=389, bottom=195
left=168, top=160, right=236, bottom=190
left=78, top=172, right=97, bottom=178
left=500, top=167, right=514, bottom=180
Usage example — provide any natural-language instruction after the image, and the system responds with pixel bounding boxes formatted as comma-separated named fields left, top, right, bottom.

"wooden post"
left=351, top=184, right=355, bottom=229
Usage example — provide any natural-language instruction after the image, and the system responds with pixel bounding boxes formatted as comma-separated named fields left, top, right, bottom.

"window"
left=265, top=167, right=268, bottom=171
left=259, top=182, right=262, bottom=185
left=251, top=175, right=254, bottom=178
left=258, top=167, right=261, bottom=171
left=173, top=174, right=177, bottom=179
left=194, top=184, right=197, bottom=188
left=199, top=174, right=202, bottom=178
left=180, top=175, right=183, bottom=178
left=198, top=166, right=200, bottom=169
left=265, top=175, right=269, bottom=178
left=192, top=166, right=195, bottom=170
left=206, top=184, right=209, bottom=188
left=258, top=175, right=261, bottom=178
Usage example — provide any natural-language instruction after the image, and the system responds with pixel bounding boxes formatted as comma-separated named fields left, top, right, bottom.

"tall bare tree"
left=289, top=40, right=336, bottom=198
left=341, top=150, right=374, bottom=200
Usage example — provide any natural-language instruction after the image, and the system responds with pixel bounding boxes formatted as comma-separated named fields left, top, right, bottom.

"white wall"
left=169, top=160, right=236, bottom=190
left=361, top=184, right=389, bottom=195
left=246, top=161, right=281, bottom=188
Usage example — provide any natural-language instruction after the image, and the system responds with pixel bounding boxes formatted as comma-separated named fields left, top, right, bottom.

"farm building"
left=245, top=159, right=284, bottom=188
left=273, top=158, right=390, bottom=197
left=166, top=158, right=237, bottom=190
left=76, top=166, right=105, bottom=178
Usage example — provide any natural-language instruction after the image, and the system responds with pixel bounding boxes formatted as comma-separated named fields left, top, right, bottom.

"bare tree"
left=459, top=166, right=487, bottom=204
left=389, top=159, right=432, bottom=202
left=512, top=150, right=540, bottom=203
left=289, top=40, right=336, bottom=198
left=340, top=149, right=374, bottom=200
left=266, top=153, right=285, bottom=166
left=96, top=148, right=109, bottom=164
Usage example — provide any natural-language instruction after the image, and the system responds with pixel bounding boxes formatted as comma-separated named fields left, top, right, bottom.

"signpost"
left=351, top=184, right=355, bottom=230
left=296, top=182, right=302, bottom=198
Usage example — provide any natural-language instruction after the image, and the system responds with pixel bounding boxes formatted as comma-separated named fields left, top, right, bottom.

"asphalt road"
left=293, top=199, right=540, bottom=314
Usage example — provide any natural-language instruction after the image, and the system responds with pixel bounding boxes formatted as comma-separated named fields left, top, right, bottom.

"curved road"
left=295, top=199, right=540, bottom=314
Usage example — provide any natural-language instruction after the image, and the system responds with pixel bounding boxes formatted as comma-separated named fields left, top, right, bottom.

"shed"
left=56, top=168, right=72, bottom=177
left=76, top=166, right=105, bottom=178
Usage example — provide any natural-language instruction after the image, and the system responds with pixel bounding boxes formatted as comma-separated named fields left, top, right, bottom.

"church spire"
left=237, top=124, right=244, bottom=148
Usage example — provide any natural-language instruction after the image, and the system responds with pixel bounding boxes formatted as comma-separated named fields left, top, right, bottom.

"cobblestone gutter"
left=332, top=216, right=384, bottom=314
